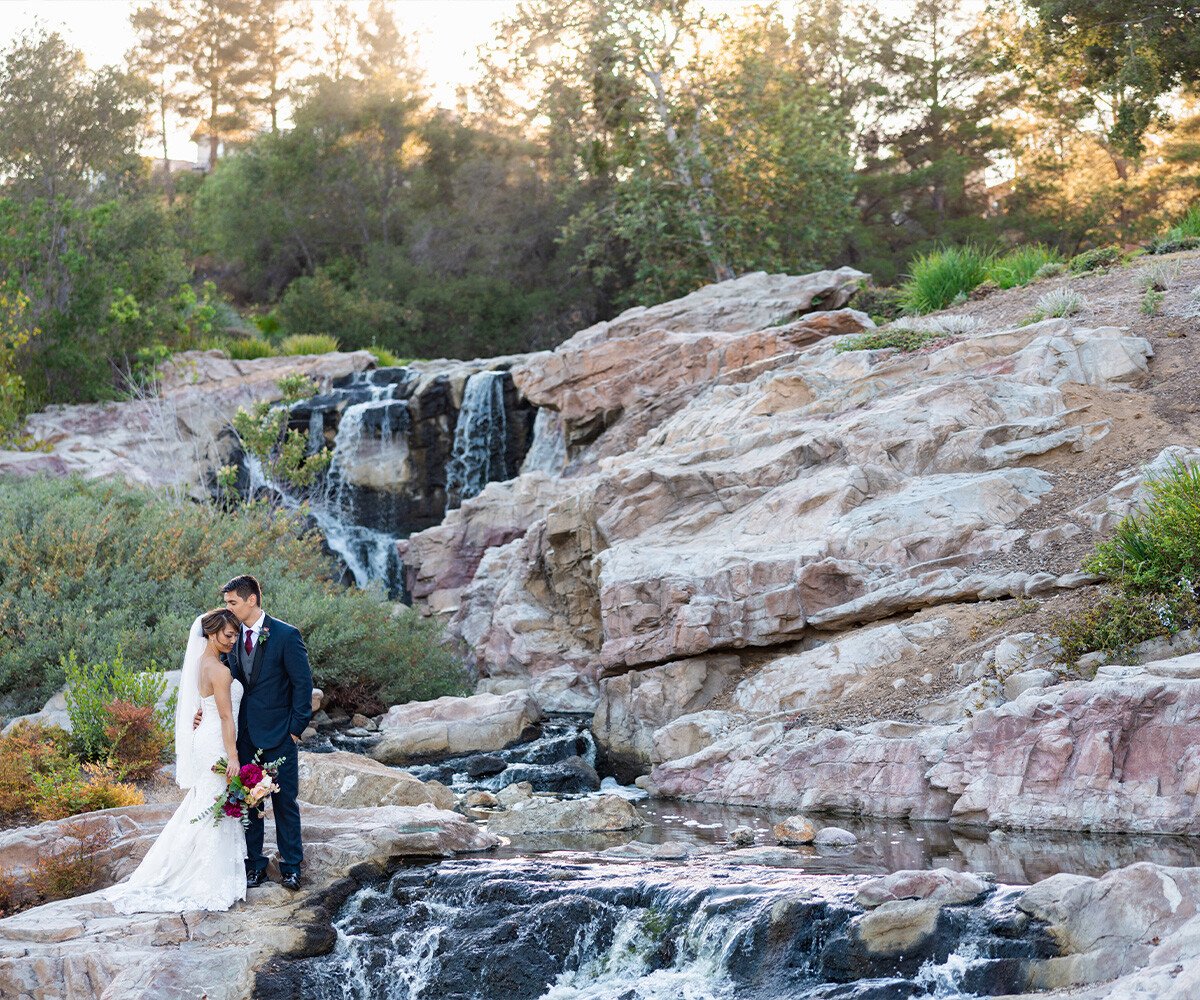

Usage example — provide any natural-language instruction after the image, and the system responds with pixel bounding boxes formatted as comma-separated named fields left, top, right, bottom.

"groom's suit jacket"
left=224, top=615, right=313, bottom=749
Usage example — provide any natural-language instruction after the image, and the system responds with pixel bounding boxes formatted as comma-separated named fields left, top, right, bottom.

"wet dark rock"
left=465, top=754, right=508, bottom=779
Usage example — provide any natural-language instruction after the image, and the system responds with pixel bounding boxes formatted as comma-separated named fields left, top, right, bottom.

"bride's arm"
left=209, top=665, right=241, bottom=781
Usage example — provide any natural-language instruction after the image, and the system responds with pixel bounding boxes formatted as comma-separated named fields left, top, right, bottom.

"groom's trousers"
left=238, top=735, right=302, bottom=876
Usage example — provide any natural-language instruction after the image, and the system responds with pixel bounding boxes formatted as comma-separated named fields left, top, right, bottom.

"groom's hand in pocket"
left=193, top=707, right=203, bottom=730
left=291, top=734, right=300, bottom=744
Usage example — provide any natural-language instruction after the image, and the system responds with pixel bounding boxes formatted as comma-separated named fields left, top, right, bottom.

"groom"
left=200, top=575, right=313, bottom=891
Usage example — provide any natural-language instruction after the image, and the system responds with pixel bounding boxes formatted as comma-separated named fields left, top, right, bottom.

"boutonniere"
left=259, top=626, right=271, bottom=647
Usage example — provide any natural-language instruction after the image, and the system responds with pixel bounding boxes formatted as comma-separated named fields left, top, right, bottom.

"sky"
left=0, top=0, right=525, bottom=159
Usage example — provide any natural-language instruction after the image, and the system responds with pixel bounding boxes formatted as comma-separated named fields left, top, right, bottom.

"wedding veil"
left=174, top=614, right=207, bottom=789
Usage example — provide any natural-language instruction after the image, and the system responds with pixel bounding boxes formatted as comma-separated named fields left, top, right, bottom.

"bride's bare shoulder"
left=200, top=654, right=232, bottom=687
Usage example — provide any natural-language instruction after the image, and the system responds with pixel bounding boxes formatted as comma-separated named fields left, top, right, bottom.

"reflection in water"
left=494, top=797, right=1200, bottom=886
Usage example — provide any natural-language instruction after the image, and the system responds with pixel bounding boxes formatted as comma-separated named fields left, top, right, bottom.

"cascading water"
left=258, top=858, right=1059, bottom=1000
left=445, top=370, right=513, bottom=509
left=520, top=407, right=568, bottom=476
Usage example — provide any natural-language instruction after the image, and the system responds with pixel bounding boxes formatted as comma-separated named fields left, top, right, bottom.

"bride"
left=103, top=608, right=248, bottom=914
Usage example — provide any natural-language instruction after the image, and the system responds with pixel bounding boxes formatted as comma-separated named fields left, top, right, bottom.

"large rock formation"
left=406, top=306, right=1143, bottom=690
left=648, top=654, right=1200, bottom=835
left=1, top=350, right=375, bottom=493
left=370, top=689, right=543, bottom=765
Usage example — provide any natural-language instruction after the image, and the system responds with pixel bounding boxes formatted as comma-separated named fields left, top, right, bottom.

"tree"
left=0, top=29, right=147, bottom=201
left=837, top=0, right=1017, bottom=280
left=166, top=0, right=258, bottom=169
left=245, top=0, right=311, bottom=133
left=129, top=1, right=186, bottom=202
left=1024, top=1, right=1200, bottom=155
left=355, top=0, right=414, bottom=83
left=319, top=2, right=361, bottom=82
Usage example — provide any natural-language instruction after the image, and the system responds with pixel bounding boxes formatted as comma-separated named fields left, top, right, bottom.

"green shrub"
left=834, top=327, right=946, bottom=353
left=1165, top=204, right=1200, bottom=242
left=1146, top=236, right=1200, bottom=256
left=987, top=245, right=1064, bottom=289
left=1142, top=288, right=1165, bottom=316
left=1068, top=246, right=1122, bottom=274
left=62, top=647, right=170, bottom=762
left=279, top=333, right=340, bottom=356
left=1051, top=585, right=1200, bottom=663
left=1085, top=459, right=1200, bottom=594
left=0, top=476, right=469, bottom=717
left=849, top=282, right=906, bottom=323
left=899, top=245, right=995, bottom=314
left=1024, top=288, right=1085, bottom=324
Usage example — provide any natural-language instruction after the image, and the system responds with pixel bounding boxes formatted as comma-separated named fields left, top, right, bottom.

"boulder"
left=855, top=869, right=990, bottom=910
left=814, top=826, right=858, bottom=848
left=929, top=658, right=1200, bottom=832
left=487, top=794, right=645, bottom=835
left=772, top=815, right=816, bottom=845
left=500, top=755, right=600, bottom=795
left=296, top=751, right=453, bottom=810
left=19, top=350, right=374, bottom=496
left=371, top=690, right=542, bottom=765
left=592, top=655, right=739, bottom=780
left=496, top=781, right=533, bottom=807
left=4, top=671, right=181, bottom=735
left=651, top=710, right=744, bottom=765
left=728, top=826, right=756, bottom=846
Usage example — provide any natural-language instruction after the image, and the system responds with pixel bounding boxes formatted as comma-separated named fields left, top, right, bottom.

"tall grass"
left=1166, top=204, right=1200, bottom=241
left=280, top=333, right=340, bottom=356
left=900, top=245, right=995, bottom=314
left=988, top=245, right=1064, bottom=289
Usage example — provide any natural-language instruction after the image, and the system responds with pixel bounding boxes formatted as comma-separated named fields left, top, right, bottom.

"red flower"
left=223, top=803, right=243, bottom=817
left=239, top=763, right=264, bottom=786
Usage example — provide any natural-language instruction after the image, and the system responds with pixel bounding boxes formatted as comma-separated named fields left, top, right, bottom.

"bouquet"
left=192, top=751, right=285, bottom=828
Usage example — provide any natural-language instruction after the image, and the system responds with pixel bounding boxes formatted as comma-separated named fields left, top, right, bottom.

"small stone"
left=772, top=815, right=816, bottom=845
left=301, top=726, right=317, bottom=742
left=351, top=713, right=375, bottom=730
left=729, top=826, right=756, bottom=846
left=311, top=710, right=331, bottom=727
left=310, top=687, right=324, bottom=713
left=892, top=678, right=907, bottom=690
left=465, top=790, right=499, bottom=809
left=814, top=826, right=857, bottom=847
left=920, top=673, right=934, bottom=686
left=496, top=781, right=534, bottom=807
left=465, top=754, right=508, bottom=779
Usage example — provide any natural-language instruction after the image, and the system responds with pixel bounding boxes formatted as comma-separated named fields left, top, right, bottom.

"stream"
left=274, top=714, right=1200, bottom=999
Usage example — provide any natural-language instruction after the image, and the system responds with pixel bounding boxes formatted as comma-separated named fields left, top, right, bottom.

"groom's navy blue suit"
left=224, top=614, right=313, bottom=877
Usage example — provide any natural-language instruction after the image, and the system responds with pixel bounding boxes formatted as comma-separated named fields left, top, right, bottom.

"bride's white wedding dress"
left=103, top=618, right=248, bottom=914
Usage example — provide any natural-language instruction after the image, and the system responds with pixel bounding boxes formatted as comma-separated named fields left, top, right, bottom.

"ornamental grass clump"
left=900, top=245, right=995, bottom=314
left=988, top=244, right=1064, bottom=289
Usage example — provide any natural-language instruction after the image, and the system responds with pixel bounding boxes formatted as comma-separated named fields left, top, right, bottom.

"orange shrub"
left=31, top=763, right=143, bottom=822
left=103, top=699, right=169, bottom=780
left=28, top=822, right=114, bottom=902
left=0, top=722, right=74, bottom=816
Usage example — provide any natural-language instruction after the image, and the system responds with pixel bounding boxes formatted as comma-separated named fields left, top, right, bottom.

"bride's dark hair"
left=200, top=608, right=239, bottom=637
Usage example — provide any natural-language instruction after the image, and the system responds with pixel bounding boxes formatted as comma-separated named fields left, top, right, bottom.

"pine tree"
left=129, top=1, right=185, bottom=200
left=245, top=0, right=311, bottom=133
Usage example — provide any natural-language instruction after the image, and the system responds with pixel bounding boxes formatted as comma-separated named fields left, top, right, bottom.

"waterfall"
left=520, top=408, right=568, bottom=476
left=271, top=858, right=1057, bottom=1000
left=445, top=370, right=512, bottom=509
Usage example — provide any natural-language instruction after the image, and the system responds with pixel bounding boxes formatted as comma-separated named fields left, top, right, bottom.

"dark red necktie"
left=244, top=630, right=253, bottom=656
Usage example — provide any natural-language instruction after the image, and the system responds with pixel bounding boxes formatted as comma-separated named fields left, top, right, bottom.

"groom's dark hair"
left=222, top=574, right=262, bottom=606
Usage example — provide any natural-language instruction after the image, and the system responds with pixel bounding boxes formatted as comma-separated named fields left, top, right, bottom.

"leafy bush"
left=63, top=647, right=170, bottom=762
left=31, top=762, right=143, bottom=821
left=1055, top=459, right=1200, bottom=661
left=1068, top=246, right=1122, bottom=274
left=1142, top=289, right=1165, bottom=316
left=279, top=333, right=340, bottom=355
left=232, top=374, right=331, bottom=489
left=0, top=287, right=39, bottom=439
left=849, top=283, right=906, bottom=323
left=900, top=245, right=995, bottom=314
left=0, top=476, right=469, bottom=716
left=0, top=722, right=74, bottom=815
left=1139, top=259, right=1179, bottom=292
left=1051, top=585, right=1200, bottom=663
left=104, top=700, right=171, bottom=779
left=834, top=327, right=946, bottom=354
left=987, top=245, right=1064, bottom=289
left=1146, top=236, right=1200, bottom=256
left=1085, top=459, right=1200, bottom=594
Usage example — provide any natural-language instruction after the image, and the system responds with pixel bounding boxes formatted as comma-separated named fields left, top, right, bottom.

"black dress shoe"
left=246, top=868, right=268, bottom=888
left=280, top=872, right=301, bottom=891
